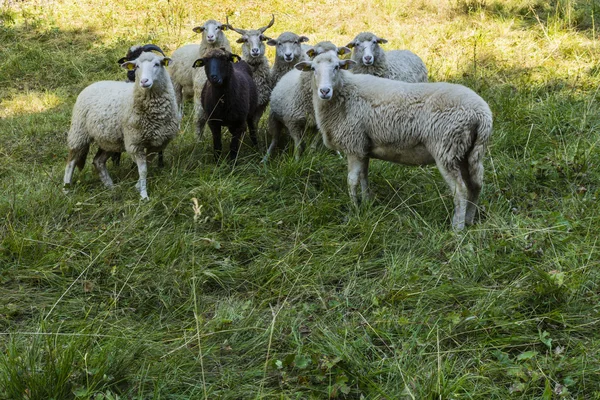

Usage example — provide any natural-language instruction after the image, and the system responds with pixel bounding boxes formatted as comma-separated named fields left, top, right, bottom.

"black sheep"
left=193, top=48, right=258, bottom=161
left=110, top=44, right=167, bottom=167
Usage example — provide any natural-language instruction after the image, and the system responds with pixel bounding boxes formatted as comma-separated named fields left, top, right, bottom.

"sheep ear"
left=236, top=37, right=246, bottom=44
left=161, top=57, right=171, bottom=67
left=230, top=54, right=241, bottom=63
left=345, top=41, right=356, bottom=49
left=306, top=48, right=316, bottom=58
left=267, top=39, right=277, bottom=46
left=192, top=26, right=205, bottom=33
left=339, top=60, right=356, bottom=70
left=295, top=61, right=312, bottom=72
left=192, top=59, right=205, bottom=68
left=121, top=61, right=136, bottom=71
left=260, top=35, right=271, bottom=42
left=376, top=37, right=388, bottom=44
left=220, top=24, right=228, bottom=31
left=117, top=57, right=127, bottom=64
left=337, top=47, right=351, bottom=56
left=299, top=36, right=309, bottom=43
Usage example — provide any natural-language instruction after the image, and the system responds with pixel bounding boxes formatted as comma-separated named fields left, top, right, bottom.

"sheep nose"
left=140, top=78, right=151, bottom=87
left=251, top=48, right=259, bottom=56
left=364, top=56, right=372, bottom=62
left=320, top=88, right=331, bottom=96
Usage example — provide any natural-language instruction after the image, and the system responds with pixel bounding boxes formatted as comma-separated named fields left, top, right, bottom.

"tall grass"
left=1, top=0, right=600, bottom=398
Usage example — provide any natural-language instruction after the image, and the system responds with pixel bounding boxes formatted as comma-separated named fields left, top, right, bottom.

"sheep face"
left=193, top=19, right=228, bottom=45
left=237, top=30, right=270, bottom=59
left=117, top=44, right=167, bottom=82
left=346, top=32, right=387, bottom=66
left=192, top=49, right=241, bottom=86
left=122, top=53, right=171, bottom=89
left=268, top=32, right=309, bottom=63
left=296, top=53, right=355, bottom=100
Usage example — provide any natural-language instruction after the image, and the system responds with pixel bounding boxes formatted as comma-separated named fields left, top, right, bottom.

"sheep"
left=169, top=20, right=232, bottom=116
left=346, top=32, right=428, bottom=83
left=107, top=44, right=167, bottom=168
left=267, top=31, right=309, bottom=85
left=63, top=52, right=180, bottom=200
left=227, top=15, right=275, bottom=131
left=192, top=48, right=258, bottom=161
left=265, top=41, right=350, bottom=161
left=295, top=52, right=493, bottom=230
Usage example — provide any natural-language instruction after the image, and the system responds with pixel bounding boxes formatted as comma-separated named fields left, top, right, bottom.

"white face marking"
left=359, top=40, right=376, bottom=65
left=313, top=58, right=339, bottom=100
left=137, top=57, right=162, bottom=88
left=204, top=22, right=222, bottom=43
left=279, top=40, right=301, bottom=62
left=246, top=34, right=264, bottom=57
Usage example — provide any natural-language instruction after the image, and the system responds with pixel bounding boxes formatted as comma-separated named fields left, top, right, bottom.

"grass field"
left=1, top=0, right=600, bottom=398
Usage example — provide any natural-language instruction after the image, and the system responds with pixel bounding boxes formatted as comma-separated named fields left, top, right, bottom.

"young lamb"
left=107, top=44, right=167, bottom=167
left=346, top=32, right=428, bottom=83
left=296, top=53, right=492, bottom=230
left=63, top=52, right=180, bottom=199
left=192, top=48, right=258, bottom=161
left=265, top=41, right=350, bottom=161
left=267, top=31, right=309, bottom=85
left=169, top=20, right=232, bottom=115
left=227, top=15, right=275, bottom=131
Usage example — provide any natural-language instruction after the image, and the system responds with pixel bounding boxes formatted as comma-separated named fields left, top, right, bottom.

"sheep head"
left=193, top=19, right=228, bottom=44
left=296, top=53, right=355, bottom=100
left=267, top=31, right=309, bottom=63
left=192, top=48, right=241, bottom=86
left=228, top=14, right=275, bottom=59
left=121, top=52, right=171, bottom=89
left=346, top=32, right=388, bottom=66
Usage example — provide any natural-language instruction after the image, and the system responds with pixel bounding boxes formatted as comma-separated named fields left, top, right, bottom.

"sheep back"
left=169, top=44, right=202, bottom=101
left=314, top=73, right=492, bottom=164
left=386, top=50, right=428, bottom=83
left=270, top=69, right=313, bottom=127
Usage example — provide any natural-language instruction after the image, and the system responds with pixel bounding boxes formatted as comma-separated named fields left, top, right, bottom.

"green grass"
left=1, top=0, right=600, bottom=398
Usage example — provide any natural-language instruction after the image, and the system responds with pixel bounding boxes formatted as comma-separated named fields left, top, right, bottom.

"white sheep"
left=346, top=32, right=428, bottom=83
left=227, top=15, right=275, bottom=130
left=267, top=31, right=309, bottom=85
left=265, top=41, right=350, bottom=161
left=63, top=52, right=180, bottom=199
left=296, top=52, right=493, bottom=230
left=169, top=20, right=232, bottom=117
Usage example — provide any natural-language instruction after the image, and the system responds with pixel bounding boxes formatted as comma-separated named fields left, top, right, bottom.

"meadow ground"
left=1, top=0, right=600, bottom=398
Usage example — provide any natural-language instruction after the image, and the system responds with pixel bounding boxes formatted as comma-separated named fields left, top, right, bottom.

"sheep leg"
left=290, top=124, right=306, bottom=161
left=195, top=106, right=208, bottom=141
left=208, top=122, right=223, bottom=161
left=174, top=82, right=184, bottom=120
left=347, top=154, right=370, bottom=205
left=132, top=152, right=149, bottom=200
left=465, top=150, right=485, bottom=226
left=247, top=117, right=258, bottom=148
left=436, top=161, right=469, bottom=231
left=229, top=125, right=246, bottom=162
left=92, top=148, right=114, bottom=188
left=63, top=146, right=89, bottom=188
left=264, top=113, right=283, bottom=162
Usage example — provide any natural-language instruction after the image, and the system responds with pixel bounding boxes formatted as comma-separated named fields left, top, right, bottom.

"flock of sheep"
left=62, top=16, right=493, bottom=231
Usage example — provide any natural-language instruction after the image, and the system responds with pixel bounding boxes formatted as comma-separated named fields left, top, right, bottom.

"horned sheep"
left=346, top=32, right=428, bottom=83
left=192, top=48, right=258, bottom=161
left=265, top=41, right=350, bottom=160
left=63, top=52, right=180, bottom=199
left=227, top=15, right=275, bottom=130
left=296, top=52, right=492, bottom=230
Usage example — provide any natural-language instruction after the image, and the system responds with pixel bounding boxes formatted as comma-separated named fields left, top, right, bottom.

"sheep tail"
left=464, top=114, right=492, bottom=192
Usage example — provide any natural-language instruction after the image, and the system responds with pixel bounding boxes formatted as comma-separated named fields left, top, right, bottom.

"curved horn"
left=258, top=14, right=275, bottom=33
left=227, top=23, right=248, bottom=36
left=141, top=44, right=166, bottom=56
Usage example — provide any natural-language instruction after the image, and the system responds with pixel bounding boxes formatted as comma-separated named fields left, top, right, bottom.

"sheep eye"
left=294, top=40, right=298, bottom=45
